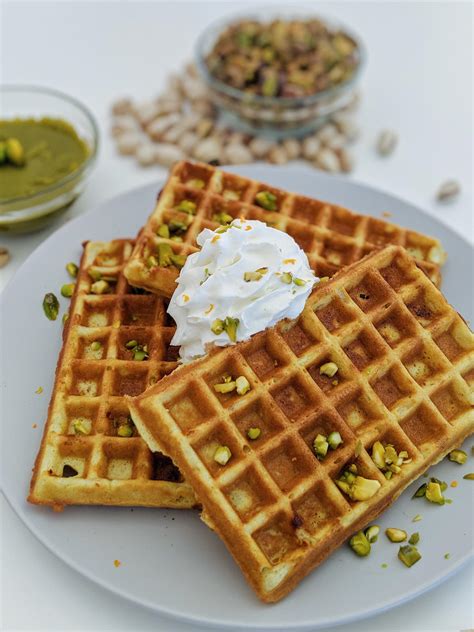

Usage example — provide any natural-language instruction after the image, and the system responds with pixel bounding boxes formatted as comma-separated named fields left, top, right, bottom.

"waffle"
left=124, top=161, right=445, bottom=296
left=128, top=245, right=473, bottom=602
left=29, top=239, right=196, bottom=510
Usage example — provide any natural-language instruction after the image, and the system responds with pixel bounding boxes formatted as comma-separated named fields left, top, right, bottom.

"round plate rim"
left=1, top=165, right=472, bottom=630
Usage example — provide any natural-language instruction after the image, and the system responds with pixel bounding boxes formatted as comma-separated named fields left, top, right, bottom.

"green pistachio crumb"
left=62, top=312, right=69, bottom=325
left=293, top=277, right=306, bottom=286
left=412, top=483, right=427, bottom=498
left=157, top=242, right=174, bottom=267
left=6, top=137, right=25, bottom=166
left=117, top=423, right=134, bottom=437
left=236, top=375, right=251, bottom=395
left=255, top=190, right=277, bottom=211
left=187, top=178, right=205, bottom=189
left=90, top=280, right=110, bottom=295
left=448, top=449, right=468, bottom=464
left=224, top=316, right=239, bottom=342
left=212, top=211, right=233, bottom=226
left=320, top=361, right=338, bottom=378
left=327, top=431, right=343, bottom=450
left=349, top=530, right=371, bottom=557
left=385, top=528, right=407, bottom=543
left=381, top=563, right=388, bottom=569
left=412, top=514, right=422, bottom=522
left=398, top=545, right=421, bottom=568
left=463, top=473, right=474, bottom=480
left=42, top=293, right=59, bottom=320
left=313, top=434, right=329, bottom=460
left=444, top=553, right=450, bottom=559
left=247, top=427, right=261, bottom=440
left=408, top=532, right=420, bottom=545
left=73, top=419, right=92, bottom=435
left=157, top=224, right=170, bottom=239
left=214, top=381, right=237, bottom=394
left=65, top=262, right=78, bottom=278
left=211, top=318, right=224, bottom=335
left=176, top=199, right=197, bottom=214
left=90, top=341, right=102, bottom=351
left=214, top=445, right=232, bottom=465
left=280, top=272, right=293, bottom=284
left=365, top=525, right=380, bottom=543
left=425, top=481, right=445, bottom=505
left=61, top=283, right=75, bottom=298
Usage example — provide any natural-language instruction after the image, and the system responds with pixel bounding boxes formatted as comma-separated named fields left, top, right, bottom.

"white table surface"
left=1, top=1, right=473, bottom=630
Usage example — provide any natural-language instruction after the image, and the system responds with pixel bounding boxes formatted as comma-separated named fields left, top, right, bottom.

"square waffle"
left=124, top=161, right=446, bottom=296
left=128, top=245, right=473, bottom=602
left=29, top=239, right=196, bottom=510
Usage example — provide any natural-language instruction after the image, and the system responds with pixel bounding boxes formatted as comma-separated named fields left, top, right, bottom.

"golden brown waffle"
left=128, top=245, right=473, bottom=602
left=124, top=161, right=445, bottom=296
left=29, top=239, right=196, bottom=510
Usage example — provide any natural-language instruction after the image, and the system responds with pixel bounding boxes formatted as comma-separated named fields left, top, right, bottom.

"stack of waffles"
left=30, top=161, right=473, bottom=602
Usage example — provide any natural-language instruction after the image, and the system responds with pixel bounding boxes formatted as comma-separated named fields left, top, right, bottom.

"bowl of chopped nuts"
left=195, top=10, right=365, bottom=138
left=0, top=85, right=99, bottom=233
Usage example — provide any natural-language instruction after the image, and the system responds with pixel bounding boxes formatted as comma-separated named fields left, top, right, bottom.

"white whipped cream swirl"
left=168, top=219, right=317, bottom=362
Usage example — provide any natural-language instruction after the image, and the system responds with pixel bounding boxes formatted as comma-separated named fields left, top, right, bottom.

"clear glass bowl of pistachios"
left=0, top=85, right=99, bottom=233
left=195, top=10, right=365, bottom=138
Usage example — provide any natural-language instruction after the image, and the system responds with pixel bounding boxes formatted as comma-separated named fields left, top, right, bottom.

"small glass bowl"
left=195, top=10, right=365, bottom=139
left=0, top=85, right=99, bottom=233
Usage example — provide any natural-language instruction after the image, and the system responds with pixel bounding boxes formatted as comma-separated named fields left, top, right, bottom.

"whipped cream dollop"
left=168, top=219, right=317, bottom=362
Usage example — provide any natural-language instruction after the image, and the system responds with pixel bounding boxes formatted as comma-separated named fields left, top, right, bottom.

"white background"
left=1, top=1, right=473, bottom=630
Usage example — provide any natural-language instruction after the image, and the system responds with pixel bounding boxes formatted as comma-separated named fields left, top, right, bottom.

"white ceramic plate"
left=1, top=166, right=473, bottom=630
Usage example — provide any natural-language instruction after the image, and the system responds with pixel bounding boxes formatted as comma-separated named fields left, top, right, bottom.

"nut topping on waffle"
left=29, top=240, right=196, bottom=510
left=128, top=246, right=473, bottom=602
left=124, top=161, right=446, bottom=297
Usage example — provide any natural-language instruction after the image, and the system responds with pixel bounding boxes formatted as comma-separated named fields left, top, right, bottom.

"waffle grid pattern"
left=129, top=246, right=473, bottom=601
left=29, top=240, right=196, bottom=509
left=124, top=161, right=445, bottom=296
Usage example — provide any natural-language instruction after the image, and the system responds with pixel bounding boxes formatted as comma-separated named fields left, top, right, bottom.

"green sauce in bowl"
left=0, top=117, right=89, bottom=199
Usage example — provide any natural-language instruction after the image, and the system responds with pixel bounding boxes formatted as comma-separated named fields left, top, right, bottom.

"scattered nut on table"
left=376, top=129, right=398, bottom=156
left=436, top=179, right=461, bottom=202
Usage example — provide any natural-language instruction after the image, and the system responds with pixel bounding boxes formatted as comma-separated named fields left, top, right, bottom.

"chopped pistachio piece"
left=327, top=431, right=343, bottom=450
left=90, top=341, right=102, bottom=351
left=244, top=267, right=268, bottom=282
left=444, top=553, right=450, bottom=559
left=409, top=532, right=420, bottom=545
left=117, top=423, right=134, bottom=437
left=247, top=427, right=261, bottom=440
left=214, top=381, right=237, bottom=394
left=157, top=224, right=170, bottom=239
left=62, top=313, right=69, bottom=325
left=412, top=514, right=422, bottom=522
left=213, top=211, right=233, bottom=225
left=293, top=277, right=306, bottom=286
left=255, top=190, right=277, bottom=211
left=146, top=255, right=159, bottom=268
left=319, top=362, right=338, bottom=378
left=463, top=473, right=474, bottom=480
left=171, top=236, right=183, bottom=243
left=413, top=483, right=427, bottom=498
left=61, top=283, right=75, bottom=298
left=224, top=316, right=239, bottom=342
left=73, top=419, right=92, bottom=435
left=365, top=525, right=380, bottom=543
left=170, top=253, right=187, bottom=269
left=211, top=318, right=224, bottom=335
left=336, top=473, right=381, bottom=501
left=280, top=272, right=292, bottom=284
left=385, top=528, right=407, bottom=543
left=349, top=531, right=371, bottom=557
left=65, top=262, right=78, bottom=278
left=90, top=280, right=110, bottom=295
left=88, top=267, right=102, bottom=282
left=188, top=178, right=205, bottom=189
left=214, top=445, right=232, bottom=466
left=158, top=242, right=174, bottom=267
left=313, top=434, right=329, bottom=460
left=236, top=375, right=251, bottom=395
left=448, top=449, right=467, bottom=465
left=354, top=439, right=363, bottom=458
left=125, top=339, right=138, bottom=349
left=371, top=441, right=386, bottom=469
left=425, top=481, right=445, bottom=505
left=398, top=545, right=421, bottom=568
left=176, top=199, right=197, bottom=214
left=169, top=219, right=189, bottom=234
left=133, top=348, right=148, bottom=361
left=42, top=293, right=59, bottom=321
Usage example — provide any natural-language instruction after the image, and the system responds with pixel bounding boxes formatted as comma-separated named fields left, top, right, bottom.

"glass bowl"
left=195, top=9, right=365, bottom=139
left=0, top=85, right=99, bottom=233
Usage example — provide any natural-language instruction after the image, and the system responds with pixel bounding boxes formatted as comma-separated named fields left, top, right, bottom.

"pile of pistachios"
left=110, top=62, right=359, bottom=174
left=0, top=137, right=25, bottom=166
left=205, top=19, right=360, bottom=98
